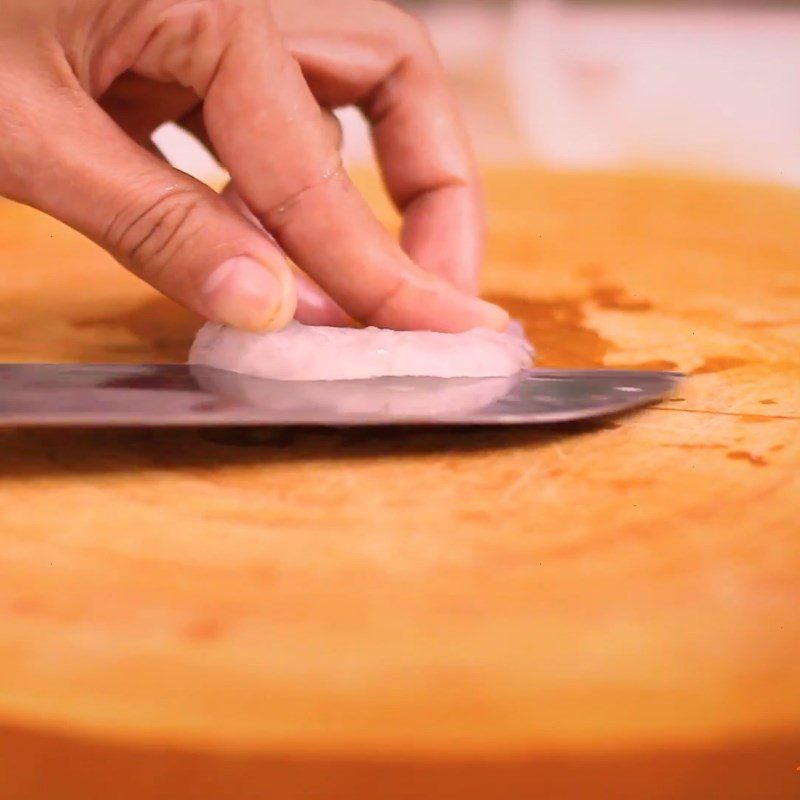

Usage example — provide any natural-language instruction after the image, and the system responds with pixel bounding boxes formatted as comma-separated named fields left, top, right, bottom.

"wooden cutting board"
left=0, top=169, right=798, bottom=799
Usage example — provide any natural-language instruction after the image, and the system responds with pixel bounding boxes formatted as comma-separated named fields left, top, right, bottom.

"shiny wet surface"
left=0, top=364, right=680, bottom=427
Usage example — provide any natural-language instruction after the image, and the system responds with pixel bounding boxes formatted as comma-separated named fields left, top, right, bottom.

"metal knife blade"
left=0, top=363, right=681, bottom=427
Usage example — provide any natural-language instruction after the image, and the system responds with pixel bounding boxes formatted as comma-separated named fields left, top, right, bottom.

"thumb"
left=2, top=82, right=296, bottom=332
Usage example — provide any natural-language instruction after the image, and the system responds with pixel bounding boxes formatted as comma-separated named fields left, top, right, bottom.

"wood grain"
left=0, top=169, right=798, bottom=798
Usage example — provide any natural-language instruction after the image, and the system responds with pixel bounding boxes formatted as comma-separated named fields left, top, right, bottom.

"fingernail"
left=203, top=257, right=285, bottom=330
left=294, top=276, right=353, bottom=327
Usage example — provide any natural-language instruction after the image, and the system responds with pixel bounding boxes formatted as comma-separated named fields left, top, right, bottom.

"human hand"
left=0, top=0, right=508, bottom=332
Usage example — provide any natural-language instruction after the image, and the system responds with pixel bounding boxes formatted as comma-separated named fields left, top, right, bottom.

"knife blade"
left=0, top=364, right=681, bottom=427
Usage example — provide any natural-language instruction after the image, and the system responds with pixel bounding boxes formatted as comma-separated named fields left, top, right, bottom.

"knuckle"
left=136, top=0, right=243, bottom=92
left=106, top=186, right=205, bottom=278
left=361, top=274, right=409, bottom=327
left=384, top=5, right=437, bottom=59
left=162, top=0, right=240, bottom=31
left=256, top=159, right=345, bottom=231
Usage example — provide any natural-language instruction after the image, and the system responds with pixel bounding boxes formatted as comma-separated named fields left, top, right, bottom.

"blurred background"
left=156, top=0, right=800, bottom=186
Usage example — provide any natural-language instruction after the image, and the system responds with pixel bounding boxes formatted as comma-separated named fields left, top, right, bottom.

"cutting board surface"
left=0, top=169, right=798, bottom=799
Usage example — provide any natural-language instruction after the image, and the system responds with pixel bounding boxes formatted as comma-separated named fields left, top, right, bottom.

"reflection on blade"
left=0, top=364, right=682, bottom=427
left=194, top=367, right=520, bottom=419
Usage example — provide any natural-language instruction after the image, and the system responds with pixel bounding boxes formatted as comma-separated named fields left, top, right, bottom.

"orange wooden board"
left=0, top=169, right=798, bottom=798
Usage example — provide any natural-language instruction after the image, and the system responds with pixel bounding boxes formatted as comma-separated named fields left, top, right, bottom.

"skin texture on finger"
left=85, top=0, right=493, bottom=327
left=66, top=6, right=349, bottom=329
left=100, top=11, right=477, bottom=330
left=2, top=71, right=296, bottom=331
left=101, top=73, right=350, bottom=327
left=180, top=104, right=343, bottom=161
left=269, top=0, right=485, bottom=294
left=7, top=0, right=503, bottom=332
left=193, top=2, right=505, bottom=332
left=221, top=182, right=352, bottom=326
left=363, top=27, right=485, bottom=296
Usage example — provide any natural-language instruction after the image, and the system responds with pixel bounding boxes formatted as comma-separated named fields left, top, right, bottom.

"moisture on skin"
left=189, top=320, right=534, bottom=381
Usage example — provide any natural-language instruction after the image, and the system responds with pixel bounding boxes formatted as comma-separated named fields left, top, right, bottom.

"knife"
left=0, top=364, right=681, bottom=427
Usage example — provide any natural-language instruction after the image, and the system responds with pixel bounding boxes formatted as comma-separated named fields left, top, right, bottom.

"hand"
left=0, top=0, right=508, bottom=332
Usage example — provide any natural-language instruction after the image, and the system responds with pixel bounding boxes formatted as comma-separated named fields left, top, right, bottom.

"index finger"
left=201, top=3, right=506, bottom=332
